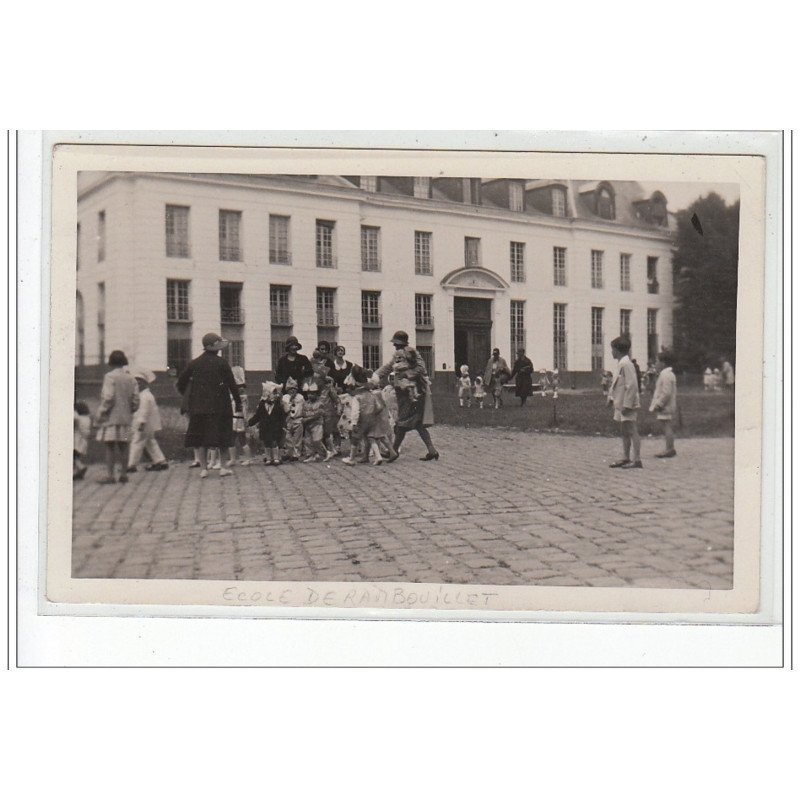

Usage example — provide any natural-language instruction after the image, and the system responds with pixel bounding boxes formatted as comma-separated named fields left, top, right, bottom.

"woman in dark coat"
left=510, top=348, right=534, bottom=406
left=274, top=335, right=313, bottom=391
left=176, top=332, right=241, bottom=478
left=328, top=345, right=353, bottom=391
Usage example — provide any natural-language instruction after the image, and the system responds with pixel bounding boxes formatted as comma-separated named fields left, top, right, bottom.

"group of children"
left=457, top=365, right=561, bottom=408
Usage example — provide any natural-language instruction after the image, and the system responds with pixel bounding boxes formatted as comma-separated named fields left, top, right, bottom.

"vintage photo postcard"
left=42, top=139, right=774, bottom=618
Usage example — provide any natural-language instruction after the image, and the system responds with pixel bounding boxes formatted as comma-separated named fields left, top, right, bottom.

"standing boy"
left=649, top=351, right=678, bottom=458
left=128, top=367, right=169, bottom=472
left=607, top=337, right=642, bottom=469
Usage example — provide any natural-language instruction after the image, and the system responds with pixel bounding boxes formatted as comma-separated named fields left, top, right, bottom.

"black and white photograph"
left=45, top=142, right=766, bottom=614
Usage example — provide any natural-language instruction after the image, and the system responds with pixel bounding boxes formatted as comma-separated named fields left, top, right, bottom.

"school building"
left=74, top=172, right=676, bottom=393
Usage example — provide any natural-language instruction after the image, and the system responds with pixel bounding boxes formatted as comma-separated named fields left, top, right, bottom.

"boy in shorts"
left=607, top=336, right=642, bottom=469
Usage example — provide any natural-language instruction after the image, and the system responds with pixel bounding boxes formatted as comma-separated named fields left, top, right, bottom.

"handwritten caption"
left=222, top=585, right=500, bottom=610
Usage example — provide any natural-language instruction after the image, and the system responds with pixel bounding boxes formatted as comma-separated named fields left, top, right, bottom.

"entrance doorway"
left=453, top=297, right=492, bottom=378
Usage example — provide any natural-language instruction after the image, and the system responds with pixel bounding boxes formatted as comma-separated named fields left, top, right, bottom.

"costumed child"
left=551, top=369, right=560, bottom=399
left=392, top=346, right=424, bottom=402
left=457, top=365, right=473, bottom=408
left=321, top=376, right=342, bottom=456
left=712, top=367, right=722, bottom=392
left=301, top=380, right=334, bottom=462
left=703, top=367, right=713, bottom=391
left=229, top=366, right=253, bottom=466
left=473, top=376, right=486, bottom=409
left=281, top=377, right=305, bottom=461
left=248, top=381, right=286, bottom=466
left=73, top=401, right=92, bottom=480
left=341, top=367, right=397, bottom=466
left=649, top=350, right=678, bottom=459
left=601, top=370, right=613, bottom=395
left=127, top=367, right=169, bottom=472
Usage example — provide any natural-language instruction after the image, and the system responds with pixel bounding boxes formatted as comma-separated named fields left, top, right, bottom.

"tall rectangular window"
left=620, top=253, right=632, bottom=291
left=591, top=307, right=604, bottom=371
left=591, top=250, right=604, bottom=289
left=97, top=210, right=106, bottom=262
left=414, top=177, right=431, bottom=199
left=553, top=246, right=567, bottom=286
left=220, top=282, right=244, bottom=324
left=647, top=256, right=660, bottom=293
left=510, top=300, right=525, bottom=354
left=416, top=345, right=434, bottom=375
left=620, top=308, right=632, bottom=341
left=229, top=340, right=245, bottom=369
left=316, top=220, right=335, bottom=268
left=361, top=291, right=381, bottom=326
left=269, top=215, right=291, bottom=265
left=219, top=210, right=242, bottom=261
left=647, top=308, right=659, bottom=362
left=552, top=187, right=567, bottom=217
left=415, top=293, right=433, bottom=327
left=553, top=303, right=567, bottom=370
left=510, top=241, right=525, bottom=283
left=415, top=231, right=432, bottom=275
left=465, top=237, right=481, bottom=268
left=463, top=178, right=481, bottom=204
left=97, top=282, right=106, bottom=364
left=166, top=279, right=191, bottom=321
left=165, top=205, right=190, bottom=257
left=509, top=182, right=524, bottom=211
left=316, top=288, right=337, bottom=326
left=362, top=342, right=381, bottom=372
left=361, top=225, right=381, bottom=272
left=360, top=176, right=377, bottom=192
left=269, top=285, right=292, bottom=326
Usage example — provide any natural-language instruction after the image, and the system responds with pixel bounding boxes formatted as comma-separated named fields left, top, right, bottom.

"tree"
left=672, top=193, right=740, bottom=371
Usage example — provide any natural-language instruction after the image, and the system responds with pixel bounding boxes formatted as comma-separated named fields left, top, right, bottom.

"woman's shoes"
left=419, top=451, right=439, bottom=461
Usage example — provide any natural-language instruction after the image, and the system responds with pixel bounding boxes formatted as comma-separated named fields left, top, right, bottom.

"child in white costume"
left=127, top=368, right=168, bottom=472
left=457, top=365, right=473, bottom=407
left=229, top=366, right=253, bottom=465
left=281, top=377, right=305, bottom=460
left=649, top=351, right=678, bottom=458
left=703, top=367, right=713, bottom=391
left=473, top=376, right=486, bottom=409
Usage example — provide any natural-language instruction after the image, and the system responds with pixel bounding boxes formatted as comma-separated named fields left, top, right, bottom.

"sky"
left=639, top=182, right=740, bottom=212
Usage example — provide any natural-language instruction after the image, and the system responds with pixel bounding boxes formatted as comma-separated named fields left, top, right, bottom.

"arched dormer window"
left=596, top=183, right=615, bottom=220
left=650, top=191, right=668, bottom=226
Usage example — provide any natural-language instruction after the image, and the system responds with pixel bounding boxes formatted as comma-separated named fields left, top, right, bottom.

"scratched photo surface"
left=69, top=167, right=742, bottom=601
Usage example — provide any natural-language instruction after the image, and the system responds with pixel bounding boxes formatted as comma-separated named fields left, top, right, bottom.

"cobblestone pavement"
left=72, top=427, right=734, bottom=589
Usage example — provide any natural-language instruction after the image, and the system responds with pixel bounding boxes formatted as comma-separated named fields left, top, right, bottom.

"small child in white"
left=127, top=368, right=169, bottom=472
left=281, top=377, right=305, bottom=461
left=457, top=365, right=473, bottom=407
left=649, top=350, right=678, bottom=458
left=712, top=368, right=722, bottom=392
left=473, top=376, right=486, bottom=409
left=230, top=366, right=253, bottom=465
left=703, top=367, right=713, bottom=391
left=73, top=401, right=92, bottom=480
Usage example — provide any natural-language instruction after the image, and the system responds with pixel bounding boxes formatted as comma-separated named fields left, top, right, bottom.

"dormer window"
left=596, top=184, right=615, bottom=220
left=360, top=176, right=377, bottom=192
left=552, top=187, right=567, bottom=217
left=414, top=177, right=431, bottom=199
left=509, top=182, right=524, bottom=212
left=462, top=178, right=481, bottom=205
left=650, top=191, right=668, bottom=226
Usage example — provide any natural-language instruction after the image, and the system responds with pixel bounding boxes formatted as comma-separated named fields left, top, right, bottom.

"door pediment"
left=441, top=267, right=510, bottom=292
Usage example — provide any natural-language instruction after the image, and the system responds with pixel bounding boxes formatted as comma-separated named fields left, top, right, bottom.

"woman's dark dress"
left=510, top=356, right=534, bottom=399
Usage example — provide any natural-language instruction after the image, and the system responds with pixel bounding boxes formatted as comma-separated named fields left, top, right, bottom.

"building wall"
left=76, top=174, right=675, bottom=384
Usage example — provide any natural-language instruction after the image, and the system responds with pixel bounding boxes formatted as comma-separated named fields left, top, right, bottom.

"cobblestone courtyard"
left=72, top=427, right=734, bottom=589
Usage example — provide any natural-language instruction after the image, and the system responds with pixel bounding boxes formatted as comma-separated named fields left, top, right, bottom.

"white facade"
left=75, top=173, right=676, bottom=379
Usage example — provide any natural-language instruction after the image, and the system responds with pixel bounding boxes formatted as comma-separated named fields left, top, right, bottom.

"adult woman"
left=328, top=345, right=353, bottom=391
left=483, top=348, right=511, bottom=409
left=274, top=335, right=313, bottom=391
left=373, top=331, right=438, bottom=461
left=95, top=349, right=140, bottom=484
left=510, top=348, right=534, bottom=406
left=176, top=332, right=242, bottom=478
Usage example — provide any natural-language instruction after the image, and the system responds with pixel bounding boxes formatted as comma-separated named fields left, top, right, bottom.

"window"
left=415, top=293, right=433, bottom=327
left=167, top=339, right=192, bottom=375
left=271, top=339, right=286, bottom=371
left=76, top=223, right=81, bottom=269
left=620, top=309, right=632, bottom=342
left=165, top=205, right=190, bottom=257
left=647, top=308, right=659, bottom=362
left=360, top=176, right=377, bottom=192
left=597, top=186, right=615, bottom=220
left=465, top=237, right=481, bottom=268
left=509, top=182, right=524, bottom=211
left=166, top=279, right=191, bottom=321
left=269, top=285, right=292, bottom=326
left=591, top=307, right=604, bottom=371
left=75, top=291, right=85, bottom=365
left=552, top=187, right=567, bottom=217
left=414, top=231, right=432, bottom=275
left=510, top=241, right=525, bottom=283
left=591, top=250, right=604, bottom=289
left=269, top=215, right=291, bottom=265
left=463, top=178, right=481, bottom=204
left=220, top=282, right=244, bottom=324
left=647, top=256, right=660, bottom=293
left=219, top=210, right=242, bottom=261
left=362, top=343, right=381, bottom=372
left=97, top=282, right=106, bottom=363
left=361, top=225, right=381, bottom=271
left=361, top=291, right=381, bottom=326
left=229, top=340, right=245, bottom=369
left=414, top=177, right=431, bottom=199
left=97, top=211, right=106, bottom=262
left=510, top=300, right=525, bottom=354
left=417, top=345, right=434, bottom=375
left=316, top=220, right=335, bottom=268
left=553, top=303, right=567, bottom=370
left=553, top=246, right=567, bottom=286
left=316, top=288, right=337, bottom=326
left=620, top=253, right=632, bottom=291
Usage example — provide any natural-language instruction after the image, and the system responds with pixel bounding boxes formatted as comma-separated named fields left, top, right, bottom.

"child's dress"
left=473, top=379, right=486, bottom=404
left=649, top=366, right=677, bottom=420
left=458, top=375, right=473, bottom=404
